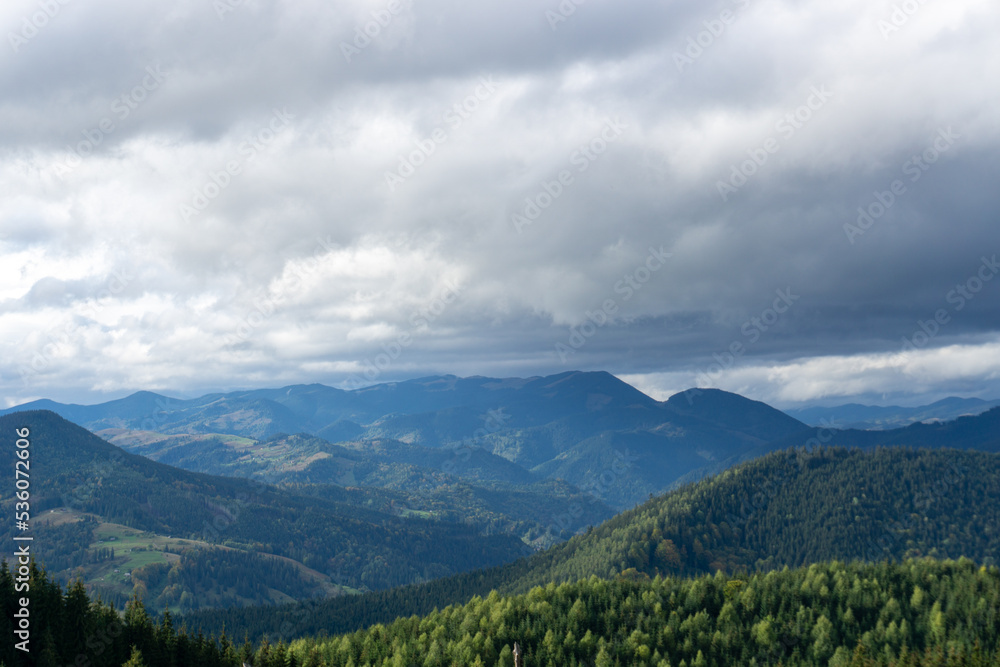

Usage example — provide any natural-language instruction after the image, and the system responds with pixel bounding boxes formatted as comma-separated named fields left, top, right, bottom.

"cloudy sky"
left=2, top=0, right=999, bottom=409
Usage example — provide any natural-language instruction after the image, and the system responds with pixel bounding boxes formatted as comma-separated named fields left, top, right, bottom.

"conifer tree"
left=123, top=646, right=148, bottom=667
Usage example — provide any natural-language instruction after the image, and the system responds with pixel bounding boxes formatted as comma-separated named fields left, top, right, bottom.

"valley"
left=4, top=372, right=999, bottom=666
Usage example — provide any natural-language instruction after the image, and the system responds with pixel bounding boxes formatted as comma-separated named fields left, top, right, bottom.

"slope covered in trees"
left=185, top=446, right=1000, bottom=641
left=0, top=560, right=240, bottom=667
left=504, top=446, right=1000, bottom=591
left=7, top=557, right=1000, bottom=667
left=0, top=411, right=528, bottom=611
left=98, top=429, right=616, bottom=545
left=288, top=558, right=1000, bottom=666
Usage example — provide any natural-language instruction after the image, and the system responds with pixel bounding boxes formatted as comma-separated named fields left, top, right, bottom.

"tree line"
left=5, top=556, right=1000, bottom=666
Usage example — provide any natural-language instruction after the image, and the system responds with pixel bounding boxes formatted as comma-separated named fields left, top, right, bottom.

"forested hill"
left=6, top=558, right=1000, bottom=667
left=185, top=446, right=1000, bottom=641
left=503, top=446, right=1000, bottom=591
left=283, top=558, right=1000, bottom=667
left=0, top=411, right=528, bottom=608
left=771, top=406, right=1000, bottom=453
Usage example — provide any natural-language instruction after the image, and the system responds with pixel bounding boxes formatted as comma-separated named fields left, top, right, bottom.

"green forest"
left=6, top=410, right=1000, bottom=666
left=105, top=429, right=616, bottom=544
left=0, top=411, right=530, bottom=605
left=284, top=557, right=1000, bottom=667
left=185, top=446, right=1000, bottom=641
left=3, top=557, right=999, bottom=667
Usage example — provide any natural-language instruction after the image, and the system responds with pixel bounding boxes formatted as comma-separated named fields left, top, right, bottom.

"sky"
left=1, top=0, right=999, bottom=409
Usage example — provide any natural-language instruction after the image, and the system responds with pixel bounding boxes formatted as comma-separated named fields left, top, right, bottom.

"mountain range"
left=185, top=444, right=1000, bottom=642
left=6, top=371, right=1000, bottom=620
left=0, top=410, right=528, bottom=613
left=2, top=372, right=809, bottom=511
left=786, top=395, right=1000, bottom=430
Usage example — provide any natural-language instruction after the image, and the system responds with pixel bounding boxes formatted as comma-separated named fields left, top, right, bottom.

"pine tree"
left=123, top=646, right=147, bottom=667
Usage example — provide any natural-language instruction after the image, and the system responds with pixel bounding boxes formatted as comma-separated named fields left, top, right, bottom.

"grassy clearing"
left=44, top=509, right=356, bottom=607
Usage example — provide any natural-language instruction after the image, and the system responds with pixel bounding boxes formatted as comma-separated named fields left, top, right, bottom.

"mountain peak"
left=539, top=370, right=654, bottom=395
left=665, top=387, right=806, bottom=439
left=666, top=387, right=769, bottom=410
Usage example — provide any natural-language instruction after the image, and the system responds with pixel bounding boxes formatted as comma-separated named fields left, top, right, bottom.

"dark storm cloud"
left=1, top=0, right=998, bottom=407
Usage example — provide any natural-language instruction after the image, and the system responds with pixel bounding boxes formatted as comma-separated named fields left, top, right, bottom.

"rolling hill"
left=0, top=410, right=530, bottom=612
left=1, top=372, right=811, bottom=509
left=281, top=557, right=1000, bottom=667
left=12, top=555, right=999, bottom=667
left=786, top=396, right=1000, bottom=430
left=770, top=406, right=1000, bottom=454
left=183, top=442, right=1000, bottom=641
left=92, top=429, right=617, bottom=545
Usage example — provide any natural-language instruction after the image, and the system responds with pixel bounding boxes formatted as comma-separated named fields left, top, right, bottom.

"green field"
left=83, top=522, right=191, bottom=591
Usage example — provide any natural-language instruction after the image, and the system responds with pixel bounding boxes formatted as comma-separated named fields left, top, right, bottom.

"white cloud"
left=621, top=336, right=1000, bottom=407
left=0, top=0, right=998, bottom=405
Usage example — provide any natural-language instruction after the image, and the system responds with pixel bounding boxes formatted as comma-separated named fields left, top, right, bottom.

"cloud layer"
left=2, top=0, right=999, bottom=408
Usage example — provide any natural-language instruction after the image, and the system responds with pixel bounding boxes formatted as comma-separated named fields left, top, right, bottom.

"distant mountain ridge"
left=10, top=374, right=1000, bottom=516
left=2, top=372, right=808, bottom=509
left=768, top=406, right=1000, bottom=454
left=4, top=371, right=648, bottom=432
left=785, top=395, right=1000, bottom=430
left=10, top=375, right=1000, bottom=625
